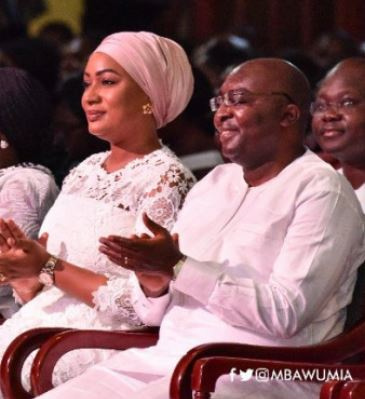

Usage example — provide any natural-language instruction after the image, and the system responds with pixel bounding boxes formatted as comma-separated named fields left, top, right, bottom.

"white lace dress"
left=0, top=147, right=195, bottom=391
left=0, top=164, right=59, bottom=318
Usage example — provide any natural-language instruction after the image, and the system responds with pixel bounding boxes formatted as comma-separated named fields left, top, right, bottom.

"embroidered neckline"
left=96, top=146, right=175, bottom=176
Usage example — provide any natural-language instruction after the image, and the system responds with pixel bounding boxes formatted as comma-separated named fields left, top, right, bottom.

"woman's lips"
left=86, top=111, right=105, bottom=122
left=321, top=128, right=344, bottom=139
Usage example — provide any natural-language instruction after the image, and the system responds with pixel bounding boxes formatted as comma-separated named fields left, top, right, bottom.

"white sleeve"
left=0, top=170, right=58, bottom=239
left=0, top=177, right=41, bottom=238
left=134, top=162, right=195, bottom=233
left=174, top=188, right=365, bottom=338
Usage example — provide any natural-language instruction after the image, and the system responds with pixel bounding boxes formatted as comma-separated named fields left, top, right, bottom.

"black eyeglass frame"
left=209, top=89, right=296, bottom=112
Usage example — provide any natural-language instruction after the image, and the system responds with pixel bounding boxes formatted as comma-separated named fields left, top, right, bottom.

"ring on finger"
left=0, top=272, right=6, bottom=282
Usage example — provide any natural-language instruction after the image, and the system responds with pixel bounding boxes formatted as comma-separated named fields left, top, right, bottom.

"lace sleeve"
left=92, top=159, right=194, bottom=327
left=92, top=276, right=145, bottom=328
left=135, top=163, right=195, bottom=233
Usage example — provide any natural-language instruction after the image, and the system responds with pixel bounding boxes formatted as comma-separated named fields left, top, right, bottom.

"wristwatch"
left=38, top=255, right=58, bottom=287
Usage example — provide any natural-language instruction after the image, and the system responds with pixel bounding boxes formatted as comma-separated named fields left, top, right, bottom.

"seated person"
left=0, top=31, right=195, bottom=392
left=34, top=59, right=365, bottom=399
left=311, top=57, right=365, bottom=211
left=0, top=67, right=59, bottom=319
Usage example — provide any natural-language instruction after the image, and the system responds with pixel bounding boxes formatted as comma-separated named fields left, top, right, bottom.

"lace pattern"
left=93, top=277, right=144, bottom=328
left=0, top=145, right=194, bottom=395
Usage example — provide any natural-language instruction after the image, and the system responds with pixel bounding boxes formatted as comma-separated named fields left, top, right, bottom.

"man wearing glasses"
left=40, top=59, right=365, bottom=399
left=312, top=57, right=365, bottom=212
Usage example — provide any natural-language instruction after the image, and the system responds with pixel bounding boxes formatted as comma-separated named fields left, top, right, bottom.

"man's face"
left=312, top=71, right=365, bottom=163
left=213, top=66, right=286, bottom=168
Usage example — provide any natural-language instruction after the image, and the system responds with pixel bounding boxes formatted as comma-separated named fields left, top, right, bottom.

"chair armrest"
left=31, top=327, right=159, bottom=395
left=338, top=380, right=365, bottom=399
left=0, top=327, right=70, bottom=399
left=170, top=321, right=365, bottom=399
left=320, top=380, right=346, bottom=399
left=190, top=356, right=365, bottom=395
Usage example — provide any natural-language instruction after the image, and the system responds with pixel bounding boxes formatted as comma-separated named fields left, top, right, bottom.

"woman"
left=0, top=67, right=59, bottom=319
left=0, top=31, right=195, bottom=390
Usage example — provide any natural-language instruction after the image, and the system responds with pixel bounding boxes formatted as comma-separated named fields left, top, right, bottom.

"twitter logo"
left=229, top=368, right=254, bottom=382
left=240, top=368, right=254, bottom=381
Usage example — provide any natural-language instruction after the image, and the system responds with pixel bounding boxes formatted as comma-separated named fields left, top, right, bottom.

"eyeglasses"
left=209, top=89, right=295, bottom=112
left=310, top=98, right=360, bottom=115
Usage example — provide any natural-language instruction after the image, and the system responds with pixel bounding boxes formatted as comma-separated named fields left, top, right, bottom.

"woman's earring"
left=142, top=103, right=153, bottom=115
left=0, top=140, right=9, bottom=149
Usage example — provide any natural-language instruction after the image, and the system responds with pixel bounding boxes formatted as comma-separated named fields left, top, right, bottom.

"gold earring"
left=142, top=103, right=153, bottom=115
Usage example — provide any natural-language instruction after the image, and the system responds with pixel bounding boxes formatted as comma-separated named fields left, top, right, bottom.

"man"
left=312, top=57, right=365, bottom=211
left=39, top=59, right=365, bottom=399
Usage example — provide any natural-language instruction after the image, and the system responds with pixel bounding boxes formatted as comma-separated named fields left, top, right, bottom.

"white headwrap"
left=93, top=31, right=194, bottom=129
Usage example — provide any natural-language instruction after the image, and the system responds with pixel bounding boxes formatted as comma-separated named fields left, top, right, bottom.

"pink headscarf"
left=93, top=31, right=194, bottom=129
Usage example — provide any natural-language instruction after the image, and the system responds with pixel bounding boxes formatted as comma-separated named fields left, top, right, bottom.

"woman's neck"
left=105, top=137, right=161, bottom=173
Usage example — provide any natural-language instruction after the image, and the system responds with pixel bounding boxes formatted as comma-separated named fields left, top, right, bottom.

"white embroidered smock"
left=0, top=164, right=59, bottom=318
left=0, top=147, right=194, bottom=392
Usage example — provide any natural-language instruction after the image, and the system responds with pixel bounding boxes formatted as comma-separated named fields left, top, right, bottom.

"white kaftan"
left=0, top=164, right=58, bottom=318
left=38, top=150, right=365, bottom=399
left=0, top=147, right=194, bottom=392
left=338, top=168, right=365, bottom=212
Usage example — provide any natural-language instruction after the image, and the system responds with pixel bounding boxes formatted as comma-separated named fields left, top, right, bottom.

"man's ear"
left=280, top=104, right=300, bottom=127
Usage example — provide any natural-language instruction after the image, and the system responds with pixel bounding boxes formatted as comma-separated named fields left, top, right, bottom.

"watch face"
left=39, top=272, right=54, bottom=287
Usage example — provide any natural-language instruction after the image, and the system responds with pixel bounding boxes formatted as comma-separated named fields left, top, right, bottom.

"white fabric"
left=355, top=183, right=365, bottom=212
left=0, top=147, right=194, bottom=393
left=338, top=168, right=365, bottom=212
left=0, top=164, right=58, bottom=318
left=39, top=150, right=365, bottom=399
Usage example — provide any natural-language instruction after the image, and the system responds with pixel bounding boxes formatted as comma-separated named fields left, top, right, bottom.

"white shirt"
left=132, top=150, right=365, bottom=353
left=338, top=168, right=365, bottom=212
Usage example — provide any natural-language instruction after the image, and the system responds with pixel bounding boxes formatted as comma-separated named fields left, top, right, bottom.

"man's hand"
left=99, top=213, right=184, bottom=296
left=99, top=213, right=183, bottom=274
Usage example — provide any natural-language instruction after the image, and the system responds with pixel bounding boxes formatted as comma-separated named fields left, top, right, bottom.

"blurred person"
left=0, top=31, right=195, bottom=393
left=0, top=36, right=60, bottom=94
left=37, top=20, right=75, bottom=49
left=0, top=67, right=59, bottom=319
left=38, top=59, right=364, bottom=399
left=311, top=57, right=365, bottom=211
left=159, top=67, right=223, bottom=179
left=278, top=48, right=323, bottom=89
left=310, top=30, right=360, bottom=74
left=192, top=33, right=254, bottom=92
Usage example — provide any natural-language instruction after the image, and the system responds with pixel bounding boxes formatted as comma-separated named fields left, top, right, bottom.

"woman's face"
left=82, top=52, right=150, bottom=143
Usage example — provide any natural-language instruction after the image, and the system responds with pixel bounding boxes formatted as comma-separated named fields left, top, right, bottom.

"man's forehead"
left=222, top=64, right=275, bottom=91
left=319, top=70, right=365, bottom=94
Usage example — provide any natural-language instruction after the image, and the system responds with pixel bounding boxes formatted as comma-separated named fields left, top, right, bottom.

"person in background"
left=38, top=59, right=364, bottom=399
left=159, top=67, right=223, bottom=180
left=311, top=57, right=365, bottom=211
left=192, top=33, right=254, bottom=92
left=0, top=31, right=195, bottom=394
left=0, top=67, right=59, bottom=319
left=0, top=37, right=61, bottom=95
